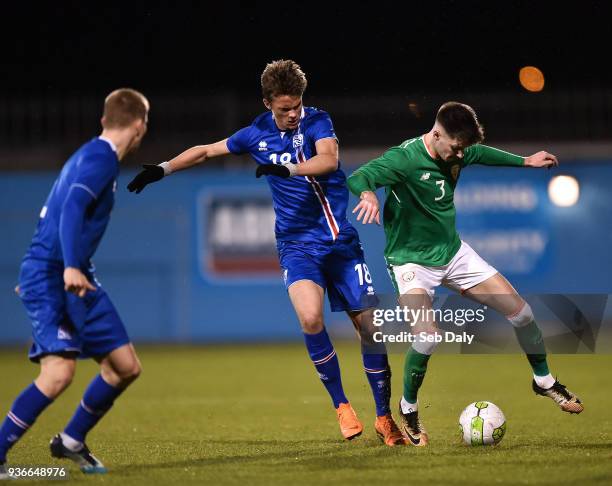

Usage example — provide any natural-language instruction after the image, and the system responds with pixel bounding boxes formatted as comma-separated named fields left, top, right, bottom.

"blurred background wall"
left=2, top=1, right=611, bottom=344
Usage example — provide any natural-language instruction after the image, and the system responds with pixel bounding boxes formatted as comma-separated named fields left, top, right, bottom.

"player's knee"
left=120, top=357, right=143, bottom=384
left=115, top=361, right=142, bottom=387
left=51, top=374, right=74, bottom=393
left=299, top=314, right=324, bottom=334
left=412, top=331, right=440, bottom=355
left=300, top=321, right=324, bottom=334
left=506, top=301, right=534, bottom=328
left=38, top=367, right=74, bottom=397
left=100, top=358, right=141, bottom=388
left=126, top=361, right=142, bottom=382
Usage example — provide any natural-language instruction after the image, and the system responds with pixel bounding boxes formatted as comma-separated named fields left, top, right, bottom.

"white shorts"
left=388, top=241, right=498, bottom=299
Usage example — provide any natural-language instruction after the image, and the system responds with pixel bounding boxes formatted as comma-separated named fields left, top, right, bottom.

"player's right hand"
left=524, top=151, right=559, bottom=169
left=255, top=164, right=291, bottom=178
left=127, top=164, right=165, bottom=193
left=63, top=267, right=97, bottom=298
left=353, top=191, right=380, bottom=225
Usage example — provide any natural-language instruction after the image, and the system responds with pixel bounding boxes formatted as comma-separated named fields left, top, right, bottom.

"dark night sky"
left=1, top=1, right=608, bottom=97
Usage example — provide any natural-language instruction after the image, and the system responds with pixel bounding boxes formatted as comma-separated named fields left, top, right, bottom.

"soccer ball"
left=459, top=401, right=507, bottom=446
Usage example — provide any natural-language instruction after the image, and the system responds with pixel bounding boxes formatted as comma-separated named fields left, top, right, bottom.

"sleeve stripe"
left=313, top=135, right=338, bottom=144
left=480, top=144, right=525, bottom=158
left=70, top=183, right=97, bottom=200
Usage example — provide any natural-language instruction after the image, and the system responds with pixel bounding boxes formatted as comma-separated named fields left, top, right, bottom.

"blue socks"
left=304, top=329, right=348, bottom=408
left=0, top=383, right=52, bottom=463
left=362, top=352, right=391, bottom=416
left=0, top=376, right=123, bottom=462
left=303, top=329, right=392, bottom=414
left=64, top=375, right=123, bottom=443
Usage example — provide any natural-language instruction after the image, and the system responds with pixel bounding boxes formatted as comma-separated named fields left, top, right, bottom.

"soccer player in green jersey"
left=346, top=102, right=583, bottom=447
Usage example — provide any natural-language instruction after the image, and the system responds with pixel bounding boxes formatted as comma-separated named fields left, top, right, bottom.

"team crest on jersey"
left=292, top=134, right=304, bottom=148
left=451, top=164, right=461, bottom=180
left=420, top=172, right=431, bottom=181
left=258, top=140, right=268, bottom=151
left=402, top=271, right=415, bottom=282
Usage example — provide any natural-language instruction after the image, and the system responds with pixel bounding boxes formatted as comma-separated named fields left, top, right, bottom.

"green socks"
left=513, top=320, right=550, bottom=376
left=403, top=320, right=550, bottom=403
left=403, top=348, right=431, bottom=402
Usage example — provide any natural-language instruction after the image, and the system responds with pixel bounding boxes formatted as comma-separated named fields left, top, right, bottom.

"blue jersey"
left=227, top=107, right=357, bottom=243
left=24, top=137, right=119, bottom=271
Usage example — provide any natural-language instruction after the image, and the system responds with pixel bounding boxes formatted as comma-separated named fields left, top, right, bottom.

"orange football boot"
left=336, top=403, right=363, bottom=440
left=374, top=414, right=406, bottom=446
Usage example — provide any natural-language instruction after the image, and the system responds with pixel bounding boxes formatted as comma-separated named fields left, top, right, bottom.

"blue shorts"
left=18, top=260, right=130, bottom=362
left=277, top=235, right=378, bottom=312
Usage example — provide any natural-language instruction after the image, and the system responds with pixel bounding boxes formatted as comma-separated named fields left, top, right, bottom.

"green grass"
left=1, top=344, right=611, bottom=485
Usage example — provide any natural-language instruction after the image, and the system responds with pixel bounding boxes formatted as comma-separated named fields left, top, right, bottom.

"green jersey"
left=347, top=136, right=524, bottom=267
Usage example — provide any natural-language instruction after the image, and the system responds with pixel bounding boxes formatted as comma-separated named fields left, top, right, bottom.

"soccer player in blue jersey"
left=127, top=60, right=405, bottom=446
left=0, top=89, right=149, bottom=479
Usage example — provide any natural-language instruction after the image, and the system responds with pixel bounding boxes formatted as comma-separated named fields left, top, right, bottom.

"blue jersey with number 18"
left=227, top=107, right=358, bottom=244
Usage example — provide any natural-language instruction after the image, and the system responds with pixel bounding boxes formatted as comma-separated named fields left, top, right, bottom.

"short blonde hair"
left=102, top=88, right=149, bottom=129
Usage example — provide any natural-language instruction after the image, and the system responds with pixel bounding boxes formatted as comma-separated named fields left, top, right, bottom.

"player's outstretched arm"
left=255, top=138, right=338, bottom=179
left=524, top=150, right=559, bottom=168
left=127, top=139, right=231, bottom=193
left=466, top=145, right=559, bottom=169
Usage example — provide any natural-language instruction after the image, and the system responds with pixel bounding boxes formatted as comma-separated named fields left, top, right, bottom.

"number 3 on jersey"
left=435, top=180, right=445, bottom=201
left=354, top=263, right=372, bottom=286
left=269, top=153, right=291, bottom=164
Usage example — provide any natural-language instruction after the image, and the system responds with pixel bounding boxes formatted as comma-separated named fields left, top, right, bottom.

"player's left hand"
left=255, top=164, right=291, bottom=178
left=127, top=164, right=165, bottom=193
left=353, top=191, right=380, bottom=225
left=524, top=151, right=559, bottom=169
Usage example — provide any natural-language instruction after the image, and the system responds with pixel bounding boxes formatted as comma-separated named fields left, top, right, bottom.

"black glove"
left=255, top=163, right=291, bottom=178
left=127, top=164, right=165, bottom=193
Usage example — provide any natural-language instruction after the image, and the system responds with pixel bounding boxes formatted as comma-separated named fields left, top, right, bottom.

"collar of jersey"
left=98, top=136, right=118, bottom=153
left=421, top=135, right=437, bottom=160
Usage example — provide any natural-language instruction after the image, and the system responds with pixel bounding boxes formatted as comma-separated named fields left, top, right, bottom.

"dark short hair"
left=261, top=60, right=307, bottom=101
left=102, top=88, right=149, bottom=129
left=436, top=102, right=484, bottom=145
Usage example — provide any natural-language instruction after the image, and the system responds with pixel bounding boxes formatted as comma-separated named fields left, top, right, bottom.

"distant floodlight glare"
left=519, top=66, right=545, bottom=92
left=548, top=175, right=579, bottom=207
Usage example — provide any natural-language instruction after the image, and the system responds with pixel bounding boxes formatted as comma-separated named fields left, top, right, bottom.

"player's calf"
left=0, top=383, right=54, bottom=469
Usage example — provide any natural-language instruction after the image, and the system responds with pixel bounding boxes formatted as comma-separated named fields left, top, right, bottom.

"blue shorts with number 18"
left=277, top=234, right=378, bottom=312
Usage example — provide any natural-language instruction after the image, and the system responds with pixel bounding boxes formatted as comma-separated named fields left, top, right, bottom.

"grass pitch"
left=1, top=344, right=610, bottom=485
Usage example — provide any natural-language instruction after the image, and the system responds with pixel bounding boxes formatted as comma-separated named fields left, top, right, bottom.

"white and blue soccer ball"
left=459, top=401, right=507, bottom=446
